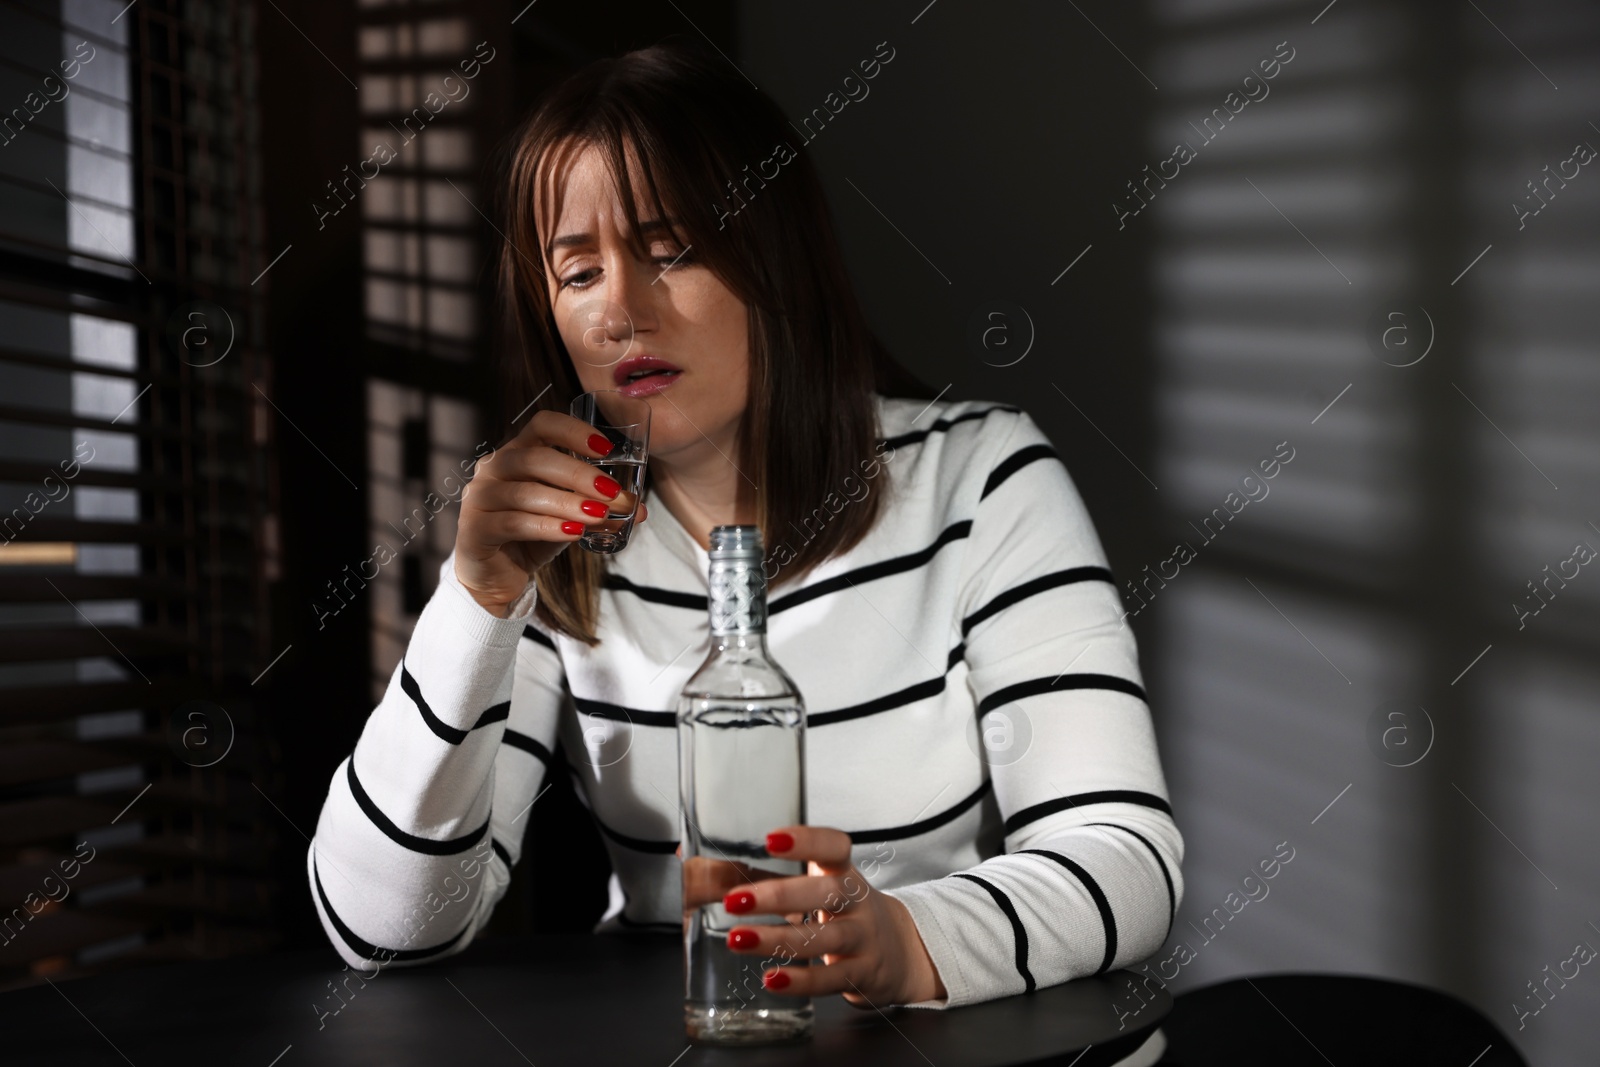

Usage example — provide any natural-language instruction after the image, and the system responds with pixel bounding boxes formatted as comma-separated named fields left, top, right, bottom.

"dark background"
left=1, top=1, right=1596, bottom=1063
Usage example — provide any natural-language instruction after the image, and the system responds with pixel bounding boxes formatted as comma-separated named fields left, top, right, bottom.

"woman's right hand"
left=454, top=410, right=647, bottom=617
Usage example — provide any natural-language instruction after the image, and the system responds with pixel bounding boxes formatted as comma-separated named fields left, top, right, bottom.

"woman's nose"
left=568, top=299, right=634, bottom=372
left=577, top=301, right=634, bottom=350
left=601, top=253, right=660, bottom=336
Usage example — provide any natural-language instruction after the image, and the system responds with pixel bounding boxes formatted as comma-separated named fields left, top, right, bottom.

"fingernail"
left=763, top=969, right=790, bottom=991
left=580, top=499, right=608, bottom=517
left=726, top=928, right=760, bottom=950
left=588, top=433, right=614, bottom=456
left=723, top=890, right=755, bottom=914
left=766, top=832, right=794, bottom=854
left=561, top=521, right=584, bottom=535
left=594, top=474, right=621, bottom=499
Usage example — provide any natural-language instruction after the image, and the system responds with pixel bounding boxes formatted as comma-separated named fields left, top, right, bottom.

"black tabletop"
left=0, top=932, right=1169, bottom=1066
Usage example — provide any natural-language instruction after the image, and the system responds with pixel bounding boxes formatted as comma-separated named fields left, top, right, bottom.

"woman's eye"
left=558, top=249, right=693, bottom=290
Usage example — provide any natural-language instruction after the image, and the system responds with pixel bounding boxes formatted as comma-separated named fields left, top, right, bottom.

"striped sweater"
left=307, top=394, right=1185, bottom=1011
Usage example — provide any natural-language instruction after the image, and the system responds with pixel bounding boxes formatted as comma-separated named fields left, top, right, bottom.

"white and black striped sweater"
left=307, top=395, right=1185, bottom=1010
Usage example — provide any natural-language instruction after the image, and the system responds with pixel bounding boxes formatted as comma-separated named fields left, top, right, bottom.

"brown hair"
left=492, top=37, right=935, bottom=645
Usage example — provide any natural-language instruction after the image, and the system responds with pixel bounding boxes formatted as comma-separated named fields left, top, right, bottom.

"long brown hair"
left=491, top=37, right=935, bottom=645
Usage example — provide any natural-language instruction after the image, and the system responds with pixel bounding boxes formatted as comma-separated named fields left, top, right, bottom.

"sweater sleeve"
left=306, top=550, right=569, bottom=970
left=883, top=408, right=1184, bottom=1009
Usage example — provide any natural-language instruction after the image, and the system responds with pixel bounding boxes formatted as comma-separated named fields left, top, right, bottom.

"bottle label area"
left=709, top=562, right=767, bottom=634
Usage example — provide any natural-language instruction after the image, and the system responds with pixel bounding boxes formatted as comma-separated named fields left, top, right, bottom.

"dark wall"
left=741, top=2, right=1160, bottom=586
left=256, top=0, right=369, bottom=952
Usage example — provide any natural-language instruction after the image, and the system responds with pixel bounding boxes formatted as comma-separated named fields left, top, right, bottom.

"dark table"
left=0, top=932, right=1169, bottom=1066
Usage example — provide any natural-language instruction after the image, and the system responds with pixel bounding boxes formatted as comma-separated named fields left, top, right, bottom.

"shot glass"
left=570, top=390, right=651, bottom=554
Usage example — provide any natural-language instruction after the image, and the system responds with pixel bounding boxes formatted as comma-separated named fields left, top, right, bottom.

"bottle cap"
left=708, top=524, right=763, bottom=562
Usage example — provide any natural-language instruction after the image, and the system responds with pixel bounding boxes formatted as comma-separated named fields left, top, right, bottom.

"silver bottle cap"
left=708, top=524, right=763, bottom=561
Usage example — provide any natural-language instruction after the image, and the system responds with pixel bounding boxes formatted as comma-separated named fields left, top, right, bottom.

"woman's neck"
left=648, top=453, right=759, bottom=551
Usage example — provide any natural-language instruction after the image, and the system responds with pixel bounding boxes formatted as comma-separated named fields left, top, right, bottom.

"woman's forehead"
left=538, top=138, right=658, bottom=231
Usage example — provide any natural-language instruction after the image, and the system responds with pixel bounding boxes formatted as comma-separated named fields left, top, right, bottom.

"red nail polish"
left=594, top=474, right=621, bottom=499
left=724, top=890, right=755, bottom=914
left=766, top=832, right=794, bottom=854
left=588, top=433, right=614, bottom=456
left=580, top=499, right=608, bottom=517
left=763, top=969, right=790, bottom=991
left=561, top=521, right=584, bottom=535
left=727, top=928, right=760, bottom=950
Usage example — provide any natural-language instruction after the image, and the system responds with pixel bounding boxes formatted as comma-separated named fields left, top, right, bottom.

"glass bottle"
left=678, top=524, right=811, bottom=1044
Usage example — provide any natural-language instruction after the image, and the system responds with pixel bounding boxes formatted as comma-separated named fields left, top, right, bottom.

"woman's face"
left=541, top=140, right=750, bottom=465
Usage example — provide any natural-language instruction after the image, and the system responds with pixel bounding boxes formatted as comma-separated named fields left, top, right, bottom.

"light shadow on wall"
left=1142, top=1, right=1600, bottom=1063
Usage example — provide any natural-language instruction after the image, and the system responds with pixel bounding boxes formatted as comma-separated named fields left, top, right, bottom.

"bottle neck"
left=708, top=631, right=770, bottom=654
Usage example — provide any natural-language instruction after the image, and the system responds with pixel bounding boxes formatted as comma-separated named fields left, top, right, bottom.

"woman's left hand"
left=721, top=825, right=947, bottom=1009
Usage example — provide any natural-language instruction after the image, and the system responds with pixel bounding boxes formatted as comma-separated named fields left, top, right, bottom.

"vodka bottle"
left=678, top=524, right=811, bottom=1044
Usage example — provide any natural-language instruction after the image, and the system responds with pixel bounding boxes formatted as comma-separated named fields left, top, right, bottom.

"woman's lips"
left=614, top=355, right=681, bottom=383
left=616, top=369, right=682, bottom=397
left=613, top=354, right=683, bottom=397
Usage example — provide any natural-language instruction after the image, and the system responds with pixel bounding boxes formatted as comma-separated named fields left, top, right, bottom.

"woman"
left=308, top=36, right=1183, bottom=1047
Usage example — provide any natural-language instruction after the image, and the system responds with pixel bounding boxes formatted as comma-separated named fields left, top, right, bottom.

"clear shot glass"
left=569, top=390, right=651, bottom=554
